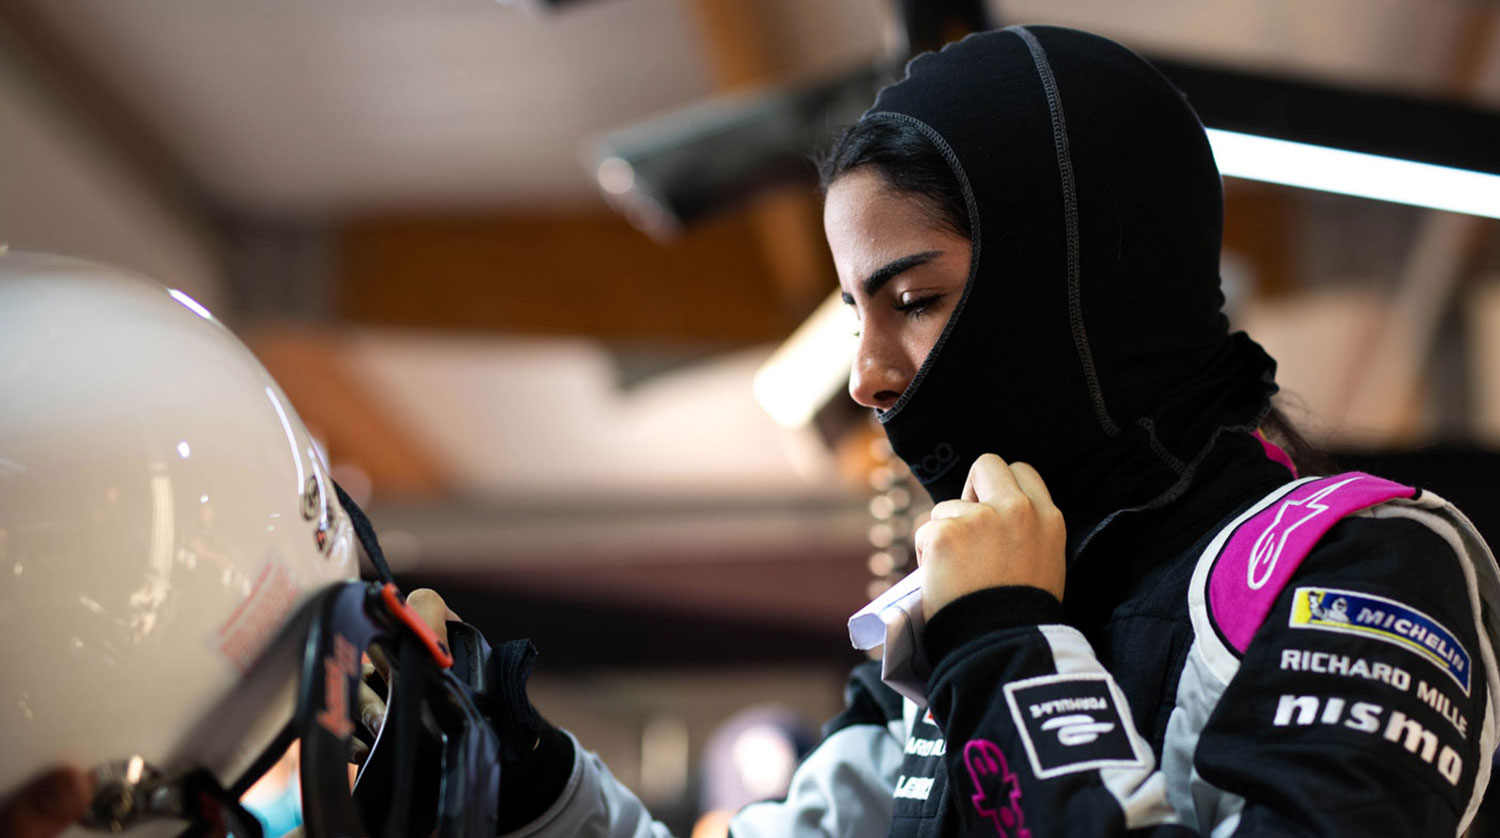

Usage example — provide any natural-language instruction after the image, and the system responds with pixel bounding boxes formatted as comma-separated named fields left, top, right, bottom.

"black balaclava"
left=865, top=26, right=1278, bottom=555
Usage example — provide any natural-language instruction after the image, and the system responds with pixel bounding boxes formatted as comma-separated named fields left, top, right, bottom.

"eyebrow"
left=841, top=250, right=944, bottom=304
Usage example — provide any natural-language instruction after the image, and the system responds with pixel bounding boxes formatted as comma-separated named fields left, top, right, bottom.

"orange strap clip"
left=379, top=583, right=454, bottom=669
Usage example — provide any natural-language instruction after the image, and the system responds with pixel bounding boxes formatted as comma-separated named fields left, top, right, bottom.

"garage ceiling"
left=17, top=0, right=1489, bottom=217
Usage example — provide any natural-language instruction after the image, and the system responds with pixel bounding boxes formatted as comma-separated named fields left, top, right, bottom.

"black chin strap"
left=334, top=480, right=396, bottom=585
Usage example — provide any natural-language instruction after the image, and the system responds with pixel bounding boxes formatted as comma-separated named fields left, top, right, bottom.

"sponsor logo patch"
left=1289, top=587, right=1471, bottom=695
left=1272, top=693, right=1464, bottom=786
left=1003, top=673, right=1143, bottom=779
left=962, top=740, right=1031, bottom=837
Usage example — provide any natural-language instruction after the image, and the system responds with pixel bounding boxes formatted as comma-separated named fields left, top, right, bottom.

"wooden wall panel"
left=335, top=210, right=796, bottom=342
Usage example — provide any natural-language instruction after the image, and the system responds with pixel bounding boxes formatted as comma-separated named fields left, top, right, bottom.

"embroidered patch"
left=962, top=740, right=1031, bottom=837
left=1289, top=587, right=1471, bottom=696
left=1003, top=673, right=1144, bottom=779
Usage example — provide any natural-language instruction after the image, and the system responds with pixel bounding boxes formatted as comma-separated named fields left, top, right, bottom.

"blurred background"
left=4, top=0, right=1500, bottom=833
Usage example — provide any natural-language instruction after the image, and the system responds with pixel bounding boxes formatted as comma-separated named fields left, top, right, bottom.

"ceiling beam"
left=334, top=210, right=787, bottom=342
left=0, top=0, right=218, bottom=226
left=685, top=0, right=836, bottom=318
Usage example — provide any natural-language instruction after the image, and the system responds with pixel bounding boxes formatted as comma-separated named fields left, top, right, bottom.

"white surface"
left=848, top=568, right=931, bottom=704
left=0, top=45, right=223, bottom=308
left=30, top=0, right=724, bottom=214
left=344, top=331, right=843, bottom=501
left=0, top=253, right=357, bottom=816
left=24, top=0, right=1477, bottom=215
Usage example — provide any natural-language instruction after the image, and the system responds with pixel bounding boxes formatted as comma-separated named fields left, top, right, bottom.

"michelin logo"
left=1290, top=587, right=1471, bottom=695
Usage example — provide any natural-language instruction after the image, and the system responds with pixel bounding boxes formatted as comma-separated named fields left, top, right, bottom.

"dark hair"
left=1260, top=402, right=1336, bottom=476
left=817, top=119, right=970, bottom=240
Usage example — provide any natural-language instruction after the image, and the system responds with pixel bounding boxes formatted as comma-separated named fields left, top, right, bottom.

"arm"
left=922, top=589, right=1184, bottom=835
left=922, top=512, right=1495, bottom=836
left=730, top=660, right=907, bottom=837
left=508, top=661, right=907, bottom=838
left=914, top=454, right=1186, bottom=834
left=1192, top=516, right=1492, bottom=835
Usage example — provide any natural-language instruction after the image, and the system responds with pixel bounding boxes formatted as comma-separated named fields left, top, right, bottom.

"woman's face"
left=823, top=167, right=972, bottom=410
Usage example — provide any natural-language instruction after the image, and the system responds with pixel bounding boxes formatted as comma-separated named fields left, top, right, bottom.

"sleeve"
left=501, top=662, right=907, bottom=838
left=922, top=518, right=1497, bottom=837
left=498, top=730, right=678, bottom=838
left=922, top=587, right=1188, bottom=836
left=729, top=660, right=907, bottom=838
left=1192, top=516, right=1493, bottom=836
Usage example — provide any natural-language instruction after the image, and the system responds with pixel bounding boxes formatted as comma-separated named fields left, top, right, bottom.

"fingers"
left=1008, top=462, right=1056, bottom=509
left=0, top=767, right=92, bottom=838
left=963, top=453, right=1023, bottom=505
left=357, top=660, right=386, bottom=735
left=405, top=588, right=450, bottom=649
left=366, top=646, right=390, bottom=682
left=929, top=499, right=970, bottom=521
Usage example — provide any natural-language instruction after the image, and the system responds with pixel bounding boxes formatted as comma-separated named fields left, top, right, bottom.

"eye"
left=893, top=292, right=943, bottom=316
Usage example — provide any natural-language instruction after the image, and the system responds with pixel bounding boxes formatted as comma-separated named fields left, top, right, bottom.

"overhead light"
left=754, top=291, right=857, bottom=428
left=1206, top=128, right=1500, bottom=220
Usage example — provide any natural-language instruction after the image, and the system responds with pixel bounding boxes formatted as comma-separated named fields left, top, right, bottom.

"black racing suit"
left=500, top=437, right=1500, bottom=837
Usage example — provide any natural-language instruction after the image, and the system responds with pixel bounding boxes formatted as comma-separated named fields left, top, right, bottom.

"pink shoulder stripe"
left=1207, top=473, right=1416, bottom=654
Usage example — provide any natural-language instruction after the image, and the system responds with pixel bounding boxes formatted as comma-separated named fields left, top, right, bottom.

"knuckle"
left=923, top=519, right=956, bottom=549
left=971, top=503, right=1002, bottom=526
left=992, top=494, right=1027, bottom=518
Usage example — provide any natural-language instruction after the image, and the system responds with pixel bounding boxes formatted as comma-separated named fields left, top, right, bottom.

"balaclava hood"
left=865, top=26, right=1278, bottom=554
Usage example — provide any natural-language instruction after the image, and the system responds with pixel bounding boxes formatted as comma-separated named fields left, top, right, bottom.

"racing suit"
left=502, top=436, right=1500, bottom=836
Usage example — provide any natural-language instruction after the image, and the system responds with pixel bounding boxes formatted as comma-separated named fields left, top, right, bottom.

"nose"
left=849, top=330, right=910, bottom=410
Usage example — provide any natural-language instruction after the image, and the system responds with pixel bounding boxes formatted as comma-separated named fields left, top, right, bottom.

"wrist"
left=923, top=585, right=1064, bottom=666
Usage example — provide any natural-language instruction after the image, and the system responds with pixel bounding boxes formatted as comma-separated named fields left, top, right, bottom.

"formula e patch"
left=1290, top=587, right=1471, bottom=695
left=1003, top=673, right=1144, bottom=779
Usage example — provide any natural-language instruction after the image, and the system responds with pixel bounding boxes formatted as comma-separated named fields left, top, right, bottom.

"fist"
left=356, top=588, right=460, bottom=751
left=914, top=454, right=1066, bottom=617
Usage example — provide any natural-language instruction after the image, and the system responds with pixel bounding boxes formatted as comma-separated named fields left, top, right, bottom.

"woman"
left=15, top=24, right=1493, bottom=838
left=799, top=23, right=1500, bottom=836
left=485, top=25, right=1500, bottom=837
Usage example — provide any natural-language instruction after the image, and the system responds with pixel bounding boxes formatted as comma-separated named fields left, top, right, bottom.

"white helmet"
left=0, top=250, right=358, bottom=836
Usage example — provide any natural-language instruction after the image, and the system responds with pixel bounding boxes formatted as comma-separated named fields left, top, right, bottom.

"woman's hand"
left=914, top=453, right=1066, bottom=617
left=356, top=588, right=460, bottom=750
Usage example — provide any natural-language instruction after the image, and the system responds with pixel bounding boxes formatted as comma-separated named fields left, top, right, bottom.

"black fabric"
left=862, top=26, right=1277, bottom=556
left=822, top=659, right=906, bottom=740
left=923, top=586, right=1063, bottom=666
left=910, top=506, right=1484, bottom=836
left=334, top=480, right=396, bottom=584
left=441, top=622, right=574, bottom=832
left=1197, top=517, right=1487, bottom=834
left=496, top=725, right=574, bottom=833
left=476, top=635, right=573, bottom=833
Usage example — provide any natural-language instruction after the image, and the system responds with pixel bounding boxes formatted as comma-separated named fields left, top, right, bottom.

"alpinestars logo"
left=1247, top=476, right=1364, bottom=589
